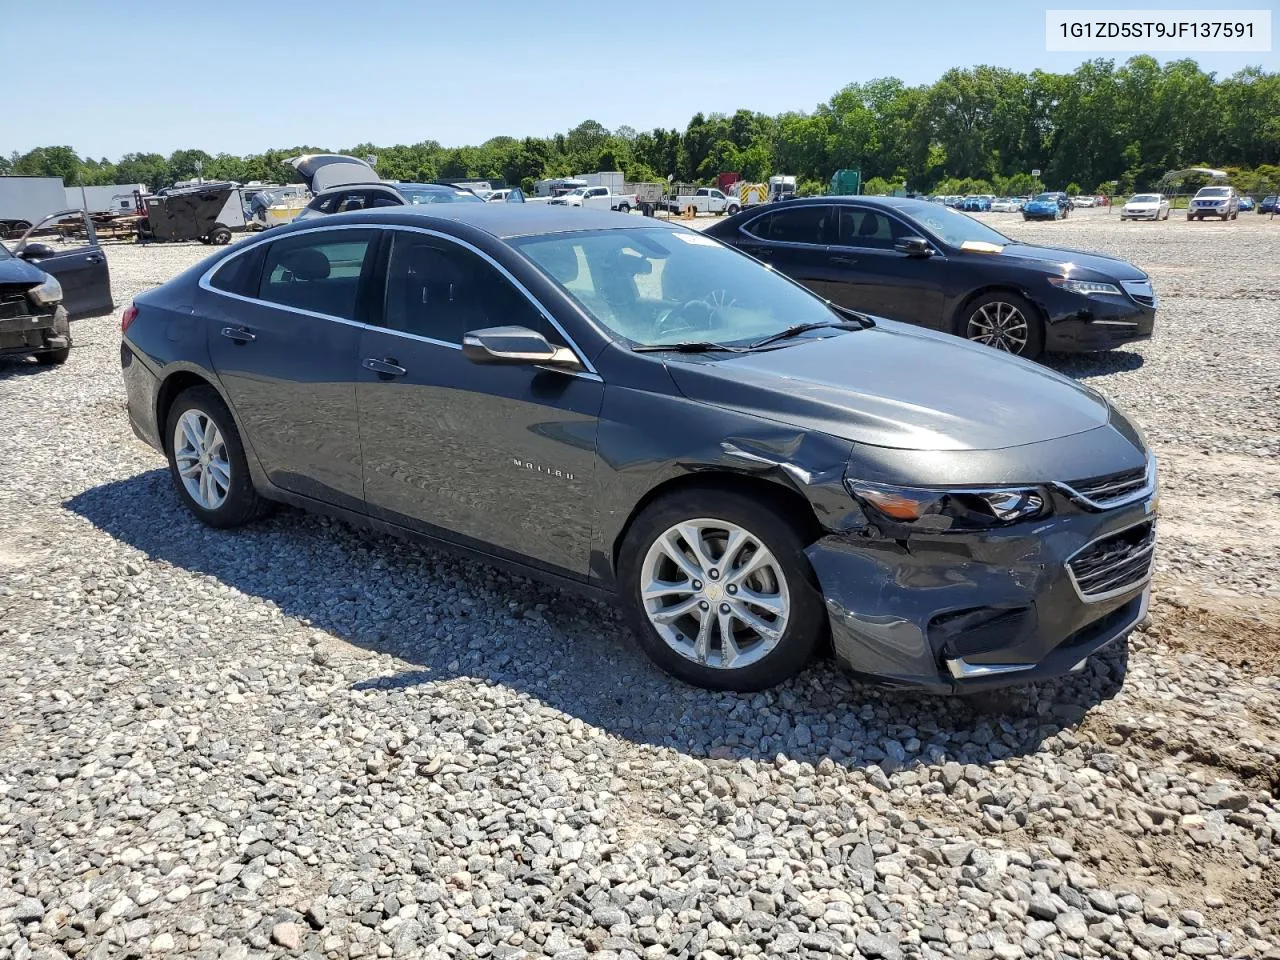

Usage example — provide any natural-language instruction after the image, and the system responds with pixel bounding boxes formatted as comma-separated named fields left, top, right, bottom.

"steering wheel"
left=654, top=289, right=736, bottom=338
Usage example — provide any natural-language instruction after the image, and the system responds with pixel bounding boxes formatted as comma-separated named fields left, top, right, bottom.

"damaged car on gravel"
left=1, top=210, right=114, bottom=366
left=119, top=205, right=1158, bottom=694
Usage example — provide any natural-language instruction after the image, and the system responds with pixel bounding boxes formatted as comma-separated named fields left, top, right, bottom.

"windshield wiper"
left=748, top=319, right=865, bottom=350
left=631, top=341, right=749, bottom=353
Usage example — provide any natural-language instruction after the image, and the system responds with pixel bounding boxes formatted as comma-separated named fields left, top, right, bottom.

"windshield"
left=887, top=199, right=1012, bottom=248
left=1197, top=187, right=1230, bottom=197
left=1033, top=193, right=1057, bottom=202
left=511, top=227, right=842, bottom=348
left=399, top=186, right=484, bottom=204
left=1130, top=194, right=1160, bottom=203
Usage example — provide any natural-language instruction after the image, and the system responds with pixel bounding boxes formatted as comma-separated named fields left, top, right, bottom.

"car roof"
left=289, top=204, right=678, bottom=240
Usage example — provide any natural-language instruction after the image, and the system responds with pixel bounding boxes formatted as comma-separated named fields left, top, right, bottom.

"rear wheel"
left=958, top=291, right=1045, bottom=359
left=164, top=385, right=269, bottom=528
left=618, top=489, right=825, bottom=691
left=616, top=203, right=630, bottom=214
left=35, top=343, right=70, bottom=365
left=210, top=225, right=233, bottom=244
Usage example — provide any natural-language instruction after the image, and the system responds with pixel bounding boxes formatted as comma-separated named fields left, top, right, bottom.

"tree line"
left=5, top=56, right=1279, bottom=197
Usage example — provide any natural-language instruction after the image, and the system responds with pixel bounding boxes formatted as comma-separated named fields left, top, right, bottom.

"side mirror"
left=20, top=241, right=58, bottom=260
left=894, top=236, right=933, bottom=257
left=462, top=326, right=582, bottom=370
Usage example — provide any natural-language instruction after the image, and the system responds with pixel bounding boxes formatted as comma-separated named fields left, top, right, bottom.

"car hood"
left=991, top=242, right=1146, bottom=279
left=664, top=321, right=1111, bottom=452
left=0, top=256, right=50, bottom=289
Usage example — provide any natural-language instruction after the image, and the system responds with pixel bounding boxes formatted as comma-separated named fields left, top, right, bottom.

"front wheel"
left=958, top=291, right=1045, bottom=360
left=165, top=385, right=269, bottom=528
left=210, top=225, right=232, bottom=245
left=618, top=490, right=825, bottom=691
left=727, top=204, right=740, bottom=215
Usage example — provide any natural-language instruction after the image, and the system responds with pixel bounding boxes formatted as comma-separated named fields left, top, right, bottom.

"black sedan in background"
left=704, top=197, right=1155, bottom=359
left=120, top=206, right=1156, bottom=695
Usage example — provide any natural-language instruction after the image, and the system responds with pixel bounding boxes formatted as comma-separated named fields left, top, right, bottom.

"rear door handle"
left=221, top=326, right=256, bottom=343
left=86, top=253, right=104, bottom=264
left=363, top=357, right=407, bottom=377
left=830, top=255, right=858, bottom=265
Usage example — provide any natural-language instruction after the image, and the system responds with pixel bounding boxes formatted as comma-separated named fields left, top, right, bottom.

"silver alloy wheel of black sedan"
left=640, top=518, right=791, bottom=669
left=965, top=300, right=1030, bottom=354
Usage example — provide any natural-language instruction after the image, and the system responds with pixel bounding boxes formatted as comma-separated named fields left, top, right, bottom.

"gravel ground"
left=2, top=211, right=1279, bottom=960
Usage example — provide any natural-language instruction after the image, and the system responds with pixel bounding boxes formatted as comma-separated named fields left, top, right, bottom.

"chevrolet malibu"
left=120, top=206, right=1157, bottom=693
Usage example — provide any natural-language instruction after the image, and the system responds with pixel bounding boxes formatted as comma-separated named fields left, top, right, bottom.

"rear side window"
left=745, top=206, right=832, bottom=244
left=209, top=247, right=262, bottom=295
left=257, top=230, right=376, bottom=321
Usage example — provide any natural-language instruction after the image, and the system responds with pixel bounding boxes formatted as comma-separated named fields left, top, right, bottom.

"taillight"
left=121, top=303, right=139, bottom=334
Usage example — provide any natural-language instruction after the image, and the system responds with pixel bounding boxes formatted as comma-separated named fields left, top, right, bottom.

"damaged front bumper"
left=804, top=459, right=1157, bottom=694
left=0, top=303, right=68, bottom=358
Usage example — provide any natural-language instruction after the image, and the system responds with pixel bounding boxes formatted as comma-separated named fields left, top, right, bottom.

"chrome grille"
left=1120, top=279, right=1156, bottom=308
left=1067, top=521, right=1156, bottom=601
left=1068, top=466, right=1149, bottom=506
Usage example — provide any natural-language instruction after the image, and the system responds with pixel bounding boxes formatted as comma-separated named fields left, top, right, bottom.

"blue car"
left=960, top=195, right=992, bottom=212
left=1023, top=192, right=1071, bottom=221
left=1238, top=196, right=1255, bottom=212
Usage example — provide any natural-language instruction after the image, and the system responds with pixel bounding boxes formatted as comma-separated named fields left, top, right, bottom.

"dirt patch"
left=1146, top=585, right=1280, bottom=674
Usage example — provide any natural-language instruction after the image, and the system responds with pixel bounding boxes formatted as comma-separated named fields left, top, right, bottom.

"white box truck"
left=0, top=177, right=68, bottom=238
left=65, top=183, right=148, bottom=216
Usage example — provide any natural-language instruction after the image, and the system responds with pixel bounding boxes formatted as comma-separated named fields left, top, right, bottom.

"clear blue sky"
left=7, top=0, right=1276, bottom=159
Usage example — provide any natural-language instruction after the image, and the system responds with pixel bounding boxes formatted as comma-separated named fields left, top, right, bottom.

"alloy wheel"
left=640, top=519, right=790, bottom=670
left=966, top=301, right=1030, bottom=354
left=173, top=409, right=231, bottom=510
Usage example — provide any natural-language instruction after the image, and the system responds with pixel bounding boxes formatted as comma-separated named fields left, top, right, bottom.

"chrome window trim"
left=1053, top=455, right=1157, bottom=511
left=1065, top=517, right=1157, bottom=603
left=197, top=221, right=599, bottom=376
left=737, top=203, right=837, bottom=248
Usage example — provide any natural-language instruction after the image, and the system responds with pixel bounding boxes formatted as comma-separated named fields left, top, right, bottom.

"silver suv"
left=1188, top=185, right=1239, bottom=221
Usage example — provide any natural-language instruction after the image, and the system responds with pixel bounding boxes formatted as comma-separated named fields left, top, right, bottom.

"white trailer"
left=65, top=183, right=148, bottom=216
left=0, top=177, right=68, bottom=237
left=575, top=171, right=624, bottom=193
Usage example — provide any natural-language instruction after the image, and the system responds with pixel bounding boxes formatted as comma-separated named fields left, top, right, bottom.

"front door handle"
left=363, top=357, right=407, bottom=377
left=86, top=253, right=104, bottom=264
left=221, top=326, right=256, bottom=343
left=830, top=255, right=858, bottom=265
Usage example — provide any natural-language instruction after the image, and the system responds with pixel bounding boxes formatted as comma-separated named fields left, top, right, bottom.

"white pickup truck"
left=668, top=187, right=741, bottom=216
left=550, top=185, right=636, bottom=213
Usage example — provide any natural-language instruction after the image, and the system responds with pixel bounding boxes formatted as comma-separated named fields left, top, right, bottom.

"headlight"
left=1048, top=278, right=1122, bottom=297
left=28, top=275, right=63, bottom=307
left=845, top=479, right=1048, bottom=531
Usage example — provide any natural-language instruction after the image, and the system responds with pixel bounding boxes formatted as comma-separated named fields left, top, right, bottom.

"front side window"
left=257, top=230, right=375, bottom=320
left=382, top=233, right=553, bottom=346
left=836, top=208, right=909, bottom=249
left=745, top=205, right=832, bottom=244
left=512, top=227, right=840, bottom=348
left=888, top=199, right=1012, bottom=248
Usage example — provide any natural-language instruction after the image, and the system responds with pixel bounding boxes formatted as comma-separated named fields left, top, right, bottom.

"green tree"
left=13, top=146, right=83, bottom=184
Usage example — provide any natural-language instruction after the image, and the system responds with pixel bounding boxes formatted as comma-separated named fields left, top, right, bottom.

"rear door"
left=17, top=212, right=113, bottom=319
left=203, top=227, right=376, bottom=512
left=731, top=205, right=836, bottom=299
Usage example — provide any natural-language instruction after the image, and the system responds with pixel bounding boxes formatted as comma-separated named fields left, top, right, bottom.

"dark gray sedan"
left=120, top=206, right=1156, bottom=693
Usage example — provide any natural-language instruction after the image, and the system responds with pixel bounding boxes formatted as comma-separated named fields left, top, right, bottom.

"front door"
left=18, top=212, right=113, bottom=319
left=356, top=230, right=603, bottom=578
left=203, top=227, right=376, bottom=512
left=823, top=206, right=948, bottom=328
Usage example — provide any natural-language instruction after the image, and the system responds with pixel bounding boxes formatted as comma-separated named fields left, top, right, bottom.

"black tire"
left=727, top=204, right=740, bottom=215
left=35, top=345, right=70, bottom=365
left=617, top=488, right=825, bottom=692
left=956, top=290, right=1045, bottom=360
left=1230, top=211, right=1238, bottom=221
left=210, top=226, right=233, bottom=245
left=164, top=385, right=270, bottom=528
left=616, top=203, right=630, bottom=214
